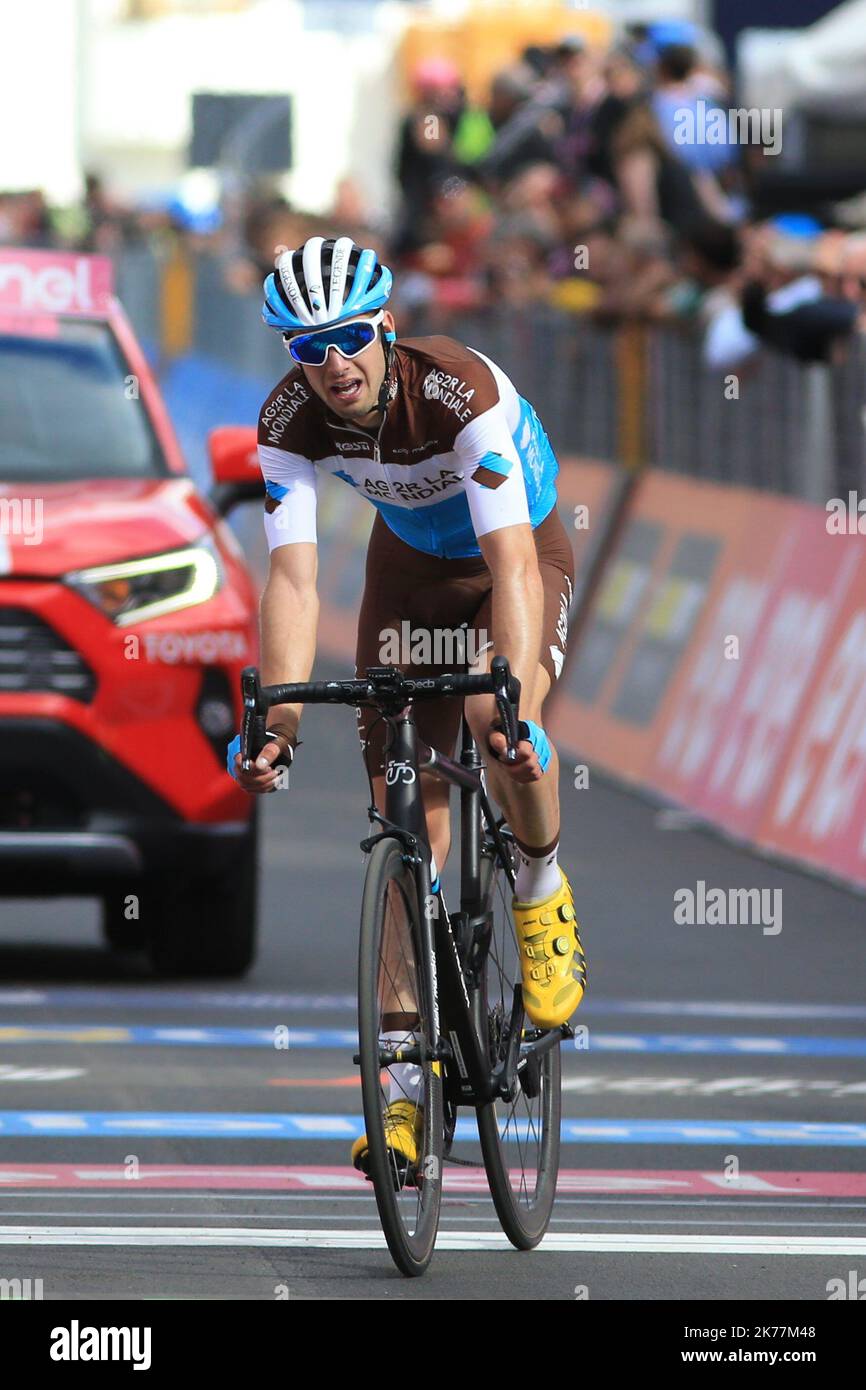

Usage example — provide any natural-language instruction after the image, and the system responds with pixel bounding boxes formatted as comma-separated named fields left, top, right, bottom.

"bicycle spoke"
left=366, top=865, right=437, bottom=1234
left=479, top=833, right=557, bottom=1217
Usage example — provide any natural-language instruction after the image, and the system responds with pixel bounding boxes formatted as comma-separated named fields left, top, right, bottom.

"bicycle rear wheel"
left=473, top=828, right=561, bottom=1248
left=357, top=836, right=444, bottom=1276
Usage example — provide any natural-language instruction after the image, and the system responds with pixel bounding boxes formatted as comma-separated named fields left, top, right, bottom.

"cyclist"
left=228, top=236, right=586, bottom=1174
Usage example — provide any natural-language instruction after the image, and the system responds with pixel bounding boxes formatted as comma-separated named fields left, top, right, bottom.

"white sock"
left=514, top=842, right=561, bottom=903
left=381, top=1028, right=423, bottom=1106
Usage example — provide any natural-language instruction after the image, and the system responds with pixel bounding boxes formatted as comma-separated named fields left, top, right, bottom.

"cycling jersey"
left=256, top=335, right=559, bottom=560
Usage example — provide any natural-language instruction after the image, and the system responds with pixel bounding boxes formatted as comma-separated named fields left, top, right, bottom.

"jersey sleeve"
left=258, top=443, right=318, bottom=551
left=453, top=404, right=530, bottom=539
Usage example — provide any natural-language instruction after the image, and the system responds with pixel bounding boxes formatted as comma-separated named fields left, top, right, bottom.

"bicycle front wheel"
left=357, top=836, right=444, bottom=1276
left=473, top=830, right=562, bottom=1249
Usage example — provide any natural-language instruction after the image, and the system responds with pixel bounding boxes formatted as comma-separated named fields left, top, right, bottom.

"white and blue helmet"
left=262, top=235, right=393, bottom=333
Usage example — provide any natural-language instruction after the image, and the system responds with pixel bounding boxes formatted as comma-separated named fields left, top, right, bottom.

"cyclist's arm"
left=476, top=522, right=544, bottom=714
left=260, top=541, right=319, bottom=740
left=456, top=408, right=544, bottom=712
left=258, top=443, right=320, bottom=740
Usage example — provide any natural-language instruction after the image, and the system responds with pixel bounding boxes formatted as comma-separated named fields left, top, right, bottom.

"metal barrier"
left=115, top=247, right=866, bottom=501
left=192, top=254, right=286, bottom=382
left=114, top=245, right=163, bottom=354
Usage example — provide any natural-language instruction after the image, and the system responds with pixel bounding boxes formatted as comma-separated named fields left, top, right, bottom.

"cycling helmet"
left=262, top=235, right=393, bottom=333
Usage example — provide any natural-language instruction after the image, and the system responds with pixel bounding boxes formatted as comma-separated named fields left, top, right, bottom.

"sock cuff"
left=513, top=833, right=560, bottom=859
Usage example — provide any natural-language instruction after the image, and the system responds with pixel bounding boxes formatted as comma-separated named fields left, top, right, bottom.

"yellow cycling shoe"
left=512, top=869, right=586, bottom=1029
left=351, top=1099, right=424, bottom=1184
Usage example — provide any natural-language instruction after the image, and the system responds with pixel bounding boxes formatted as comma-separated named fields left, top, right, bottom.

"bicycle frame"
left=363, top=701, right=560, bottom=1108
left=240, top=659, right=570, bottom=1109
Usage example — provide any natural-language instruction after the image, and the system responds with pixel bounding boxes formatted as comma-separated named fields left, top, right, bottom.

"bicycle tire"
left=357, top=836, right=444, bottom=1276
left=473, top=830, right=562, bottom=1249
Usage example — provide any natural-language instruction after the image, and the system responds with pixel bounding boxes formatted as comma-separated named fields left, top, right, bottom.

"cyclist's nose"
left=325, top=345, right=353, bottom=367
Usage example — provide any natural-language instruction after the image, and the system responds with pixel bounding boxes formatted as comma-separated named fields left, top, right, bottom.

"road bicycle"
left=240, top=656, right=572, bottom=1276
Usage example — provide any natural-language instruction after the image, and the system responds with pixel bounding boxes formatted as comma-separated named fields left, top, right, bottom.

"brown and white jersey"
left=257, top=335, right=559, bottom=559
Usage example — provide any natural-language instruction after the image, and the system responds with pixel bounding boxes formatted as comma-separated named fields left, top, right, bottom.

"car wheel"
left=149, top=811, right=258, bottom=978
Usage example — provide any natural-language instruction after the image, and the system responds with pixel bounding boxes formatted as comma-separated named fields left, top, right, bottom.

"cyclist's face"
left=300, top=310, right=396, bottom=424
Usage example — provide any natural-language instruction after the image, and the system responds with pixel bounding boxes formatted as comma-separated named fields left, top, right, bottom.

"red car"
left=0, top=248, right=262, bottom=975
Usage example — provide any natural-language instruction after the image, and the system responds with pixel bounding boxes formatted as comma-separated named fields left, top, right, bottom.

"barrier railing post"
left=159, top=242, right=194, bottom=366
left=797, top=363, right=835, bottom=504
left=551, top=321, right=650, bottom=692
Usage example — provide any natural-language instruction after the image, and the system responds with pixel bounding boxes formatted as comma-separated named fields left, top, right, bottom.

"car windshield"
left=0, top=318, right=167, bottom=481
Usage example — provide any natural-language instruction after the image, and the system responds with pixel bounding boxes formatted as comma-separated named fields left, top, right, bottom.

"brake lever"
left=491, top=656, right=521, bottom=764
left=240, top=666, right=266, bottom=772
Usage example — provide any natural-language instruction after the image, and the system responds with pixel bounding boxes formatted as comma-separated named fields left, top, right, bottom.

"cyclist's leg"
left=461, top=509, right=583, bottom=1026
left=354, top=521, right=468, bottom=1069
left=464, top=505, right=572, bottom=811
left=461, top=504, right=573, bottom=841
left=354, top=513, right=489, bottom=877
left=465, top=661, right=562, bottom=855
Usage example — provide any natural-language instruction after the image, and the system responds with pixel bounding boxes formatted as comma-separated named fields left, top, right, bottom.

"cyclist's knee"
left=523, top=663, right=552, bottom=724
left=464, top=692, right=496, bottom=745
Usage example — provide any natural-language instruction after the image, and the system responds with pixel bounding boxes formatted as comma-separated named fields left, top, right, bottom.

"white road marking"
left=0, top=1067, right=84, bottom=1083
left=3, top=1226, right=866, bottom=1253
left=561, top=1074, right=866, bottom=1098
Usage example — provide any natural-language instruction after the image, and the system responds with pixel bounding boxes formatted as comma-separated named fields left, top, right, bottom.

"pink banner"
left=0, top=249, right=113, bottom=316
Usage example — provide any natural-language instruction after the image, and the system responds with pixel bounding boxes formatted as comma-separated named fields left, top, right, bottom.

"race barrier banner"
left=549, top=471, right=866, bottom=891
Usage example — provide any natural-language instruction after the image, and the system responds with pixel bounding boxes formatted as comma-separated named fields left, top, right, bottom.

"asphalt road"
left=1, top=669, right=865, bottom=1303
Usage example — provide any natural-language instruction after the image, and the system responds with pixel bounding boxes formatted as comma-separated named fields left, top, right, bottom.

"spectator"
left=552, top=36, right=610, bottom=184
left=610, top=101, right=713, bottom=237
left=473, top=65, right=565, bottom=190
left=393, top=57, right=465, bottom=256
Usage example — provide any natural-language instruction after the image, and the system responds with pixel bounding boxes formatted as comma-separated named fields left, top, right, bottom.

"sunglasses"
left=283, top=311, right=384, bottom=366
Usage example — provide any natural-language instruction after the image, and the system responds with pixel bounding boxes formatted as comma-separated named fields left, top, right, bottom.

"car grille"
left=0, top=608, right=96, bottom=701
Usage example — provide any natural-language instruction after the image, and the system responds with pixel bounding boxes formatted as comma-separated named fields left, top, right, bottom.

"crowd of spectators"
left=382, top=21, right=866, bottom=370
left=4, top=18, right=866, bottom=372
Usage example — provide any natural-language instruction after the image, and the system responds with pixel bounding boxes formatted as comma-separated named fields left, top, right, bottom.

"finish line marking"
left=0, top=1165, right=863, bottom=1196
left=1, top=1114, right=866, bottom=1144
left=3, top=1025, right=866, bottom=1056
left=2, top=1226, right=866, bottom=1253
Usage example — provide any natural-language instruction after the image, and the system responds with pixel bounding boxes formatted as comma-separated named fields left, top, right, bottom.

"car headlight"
left=66, top=539, right=222, bottom=626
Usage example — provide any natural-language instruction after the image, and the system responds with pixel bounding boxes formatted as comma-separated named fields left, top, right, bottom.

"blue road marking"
left=3, top=990, right=866, bottom=1020
left=4, top=1025, right=866, bottom=1055
left=0, top=1113, right=865, bottom=1143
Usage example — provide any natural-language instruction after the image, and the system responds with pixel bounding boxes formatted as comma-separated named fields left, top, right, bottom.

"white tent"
left=740, top=0, right=866, bottom=118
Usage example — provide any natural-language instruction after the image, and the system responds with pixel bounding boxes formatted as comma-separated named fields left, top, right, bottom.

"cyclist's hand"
left=226, top=733, right=290, bottom=794
left=487, top=719, right=551, bottom=784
